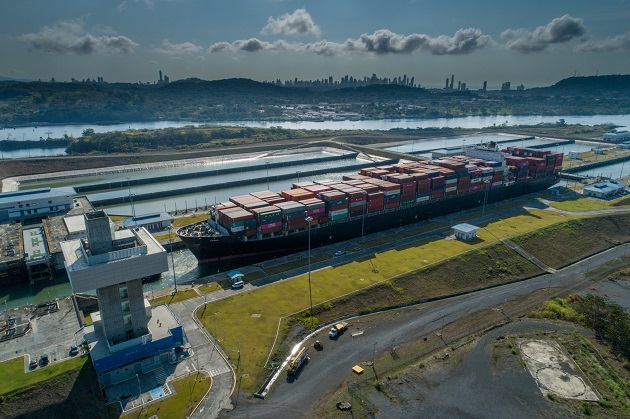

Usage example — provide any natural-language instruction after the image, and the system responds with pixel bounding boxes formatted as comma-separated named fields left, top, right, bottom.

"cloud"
left=501, top=14, right=586, bottom=53
left=155, top=39, right=203, bottom=55
left=262, top=8, right=321, bottom=37
left=22, top=20, right=138, bottom=54
left=575, top=32, right=630, bottom=52
left=209, top=28, right=491, bottom=56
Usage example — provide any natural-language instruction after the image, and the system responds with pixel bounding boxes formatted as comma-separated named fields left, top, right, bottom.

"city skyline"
left=2, top=1, right=630, bottom=87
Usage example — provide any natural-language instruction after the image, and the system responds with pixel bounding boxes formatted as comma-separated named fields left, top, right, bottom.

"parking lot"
left=0, top=297, right=83, bottom=371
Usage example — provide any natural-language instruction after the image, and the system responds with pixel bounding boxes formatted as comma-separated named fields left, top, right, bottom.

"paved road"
left=222, top=244, right=628, bottom=418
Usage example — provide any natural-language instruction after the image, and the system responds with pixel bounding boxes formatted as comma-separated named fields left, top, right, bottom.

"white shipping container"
left=445, top=186, right=457, bottom=192
left=416, top=196, right=430, bottom=203
left=445, top=178, right=458, bottom=185
left=383, top=189, right=400, bottom=196
left=470, top=178, right=482, bottom=183
left=329, top=208, right=349, bottom=216
left=492, top=182, right=503, bottom=187
left=230, top=225, right=245, bottom=233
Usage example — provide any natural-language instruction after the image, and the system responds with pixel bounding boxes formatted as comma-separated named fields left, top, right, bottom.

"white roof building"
left=583, top=180, right=627, bottom=198
left=452, top=223, right=480, bottom=241
left=122, top=212, right=174, bottom=231
left=603, top=131, right=630, bottom=142
left=0, top=187, right=75, bottom=222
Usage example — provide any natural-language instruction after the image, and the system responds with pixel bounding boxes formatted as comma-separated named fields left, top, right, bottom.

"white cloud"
left=209, top=28, right=491, bottom=56
left=22, top=20, right=138, bottom=55
left=501, top=15, right=586, bottom=53
left=262, top=8, right=321, bottom=37
left=155, top=39, right=203, bottom=56
left=575, top=32, right=630, bottom=52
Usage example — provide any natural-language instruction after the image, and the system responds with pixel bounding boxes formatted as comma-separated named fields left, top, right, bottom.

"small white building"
left=603, top=131, right=630, bottom=142
left=0, top=187, right=75, bottom=222
left=122, top=212, right=174, bottom=231
left=583, top=180, right=627, bottom=199
left=452, top=223, right=480, bottom=241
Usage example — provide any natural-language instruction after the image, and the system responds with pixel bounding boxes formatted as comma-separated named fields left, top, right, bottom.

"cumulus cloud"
left=155, top=39, right=203, bottom=55
left=262, top=8, right=321, bottom=37
left=501, top=14, right=586, bottom=53
left=209, top=28, right=491, bottom=56
left=22, top=20, right=138, bottom=54
left=575, top=32, right=630, bottom=52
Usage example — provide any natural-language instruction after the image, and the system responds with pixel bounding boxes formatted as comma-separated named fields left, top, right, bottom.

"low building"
left=452, top=223, right=480, bottom=241
left=122, top=212, right=174, bottom=231
left=0, top=187, right=75, bottom=223
left=22, top=226, right=52, bottom=283
left=583, top=180, right=627, bottom=199
left=603, top=131, right=630, bottom=142
left=0, top=223, right=25, bottom=285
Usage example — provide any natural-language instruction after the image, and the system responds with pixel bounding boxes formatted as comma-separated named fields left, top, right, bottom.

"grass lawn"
left=198, top=207, right=568, bottom=392
left=0, top=355, right=88, bottom=396
left=198, top=282, right=224, bottom=295
left=549, top=195, right=630, bottom=212
left=172, top=213, right=209, bottom=228
left=150, top=289, right=198, bottom=306
left=120, top=371, right=211, bottom=419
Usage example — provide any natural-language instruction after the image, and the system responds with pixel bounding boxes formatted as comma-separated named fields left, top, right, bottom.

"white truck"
left=329, top=322, right=348, bottom=338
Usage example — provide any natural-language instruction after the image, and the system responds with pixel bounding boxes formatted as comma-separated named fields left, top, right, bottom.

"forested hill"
left=0, top=75, right=629, bottom=126
left=530, top=75, right=630, bottom=95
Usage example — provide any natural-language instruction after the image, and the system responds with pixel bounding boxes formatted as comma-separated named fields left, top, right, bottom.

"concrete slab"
left=519, top=339, right=598, bottom=401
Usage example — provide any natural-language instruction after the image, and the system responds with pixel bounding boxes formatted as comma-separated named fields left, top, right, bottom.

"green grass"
left=150, top=289, right=198, bottom=306
left=198, top=282, right=224, bottom=295
left=0, top=355, right=88, bottom=396
left=196, top=207, right=573, bottom=392
left=549, top=195, right=630, bottom=212
left=120, top=371, right=211, bottom=419
left=529, top=297, right=582, bottom=322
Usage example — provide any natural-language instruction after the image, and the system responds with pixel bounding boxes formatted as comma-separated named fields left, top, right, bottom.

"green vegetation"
left=529, top=296, right=582, bottom=322
left=511, top=214, right=630, bottom=268
left=119, top=371, right=211, bottom=419
left=0, top=355, right=88, bottom=396
left=198, top=240, right=542, bottom=392
left=198, top=282, right=224, bottom=295
left=150, top=289, right=198, bottom=306
left=574, top=294, right=630, bottom=357
left=549, top=194, right=630, bottom=212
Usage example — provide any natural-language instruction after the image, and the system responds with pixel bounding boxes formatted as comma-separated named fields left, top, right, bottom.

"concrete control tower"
left=61, top=211, right=182, bottom=387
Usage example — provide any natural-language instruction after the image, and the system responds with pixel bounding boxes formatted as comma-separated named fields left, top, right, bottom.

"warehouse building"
left=452, top=223, right=480, bottom=241
left=0, top=187, right=75, bottom=223
left=582, top=180, right=627, bottom=199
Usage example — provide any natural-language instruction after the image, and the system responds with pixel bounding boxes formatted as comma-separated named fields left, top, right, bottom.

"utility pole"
left=168, top=227, right=177, bottom=292
left=306, top=213, right=314, bottom=329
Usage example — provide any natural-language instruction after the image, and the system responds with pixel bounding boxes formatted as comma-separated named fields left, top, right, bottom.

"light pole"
left=296, top=170, right=300, bottom=183
left=361, top=192, right=367, bottom=243
left=305, top=214, right=314, bottom=329
left=266, top=161, right=270, bottom=189
left=168, top=226, right=177, bottom=292
left=481, top=179, right=490, bottom=221
left=126, top=177, right=136, bottom=223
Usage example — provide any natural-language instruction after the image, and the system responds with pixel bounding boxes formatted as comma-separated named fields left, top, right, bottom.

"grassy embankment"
left=511, top=213, right=630, bottom=269
left=549, top=194, right=630, bottom=212
left=119, top=371, right=211, bottom=419
left=0, top=356, right=107, bottom=419
left=196, top=208, right=573, bottom=392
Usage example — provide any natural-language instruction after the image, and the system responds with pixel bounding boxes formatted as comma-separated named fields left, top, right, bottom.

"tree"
left=575, top=294, right=630, bottom=357
left=82, top=128, right=95, bottom=137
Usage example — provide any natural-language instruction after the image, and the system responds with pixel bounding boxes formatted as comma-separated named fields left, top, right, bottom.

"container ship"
left=177, top=143, right=563, bottom=268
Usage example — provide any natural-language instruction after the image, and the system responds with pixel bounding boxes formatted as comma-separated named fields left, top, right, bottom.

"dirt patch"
left=519, top=339, right=599, bottom=401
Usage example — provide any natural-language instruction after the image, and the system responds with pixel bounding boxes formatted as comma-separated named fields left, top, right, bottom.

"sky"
left=2, top=0, right=630, bottom=88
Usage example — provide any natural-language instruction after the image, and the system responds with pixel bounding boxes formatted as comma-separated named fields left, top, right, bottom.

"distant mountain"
left=0, top=75, right=33, bottom=82
left=529, top=75, right=630, bottom=96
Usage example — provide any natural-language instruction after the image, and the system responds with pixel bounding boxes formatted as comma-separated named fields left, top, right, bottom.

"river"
left=2, top=114, right=629, bottom=143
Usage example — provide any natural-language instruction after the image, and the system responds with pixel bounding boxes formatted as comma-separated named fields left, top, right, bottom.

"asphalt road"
left=222, top=244, right=628, bottom=418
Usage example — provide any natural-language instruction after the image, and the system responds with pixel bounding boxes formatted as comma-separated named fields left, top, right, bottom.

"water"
left=3, top=114, right=629, bottom=142
left=0, top=274, right=73, bottom=309
left=0, top=147, right=67, bottom=159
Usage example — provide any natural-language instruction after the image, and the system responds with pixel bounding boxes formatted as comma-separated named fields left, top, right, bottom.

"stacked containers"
left=281, top=188, right=315, bottom=202
left=319, top=190, right=348, bottom=221
left=551, top=152, right=564, bottom=173
left=345, top=187, right=367, bottom=217
left=430, top=173, right=445, bottom=199
left=387, top=174, right=417, bottom=206
left=218, top=207, right=257, bottom=237
left=252, top=206, right=282, bottom=235
left=300, top=198, right=326, bottom=225
left=276, top=201, right=307, bottom=230
left=251, top=190, right=285, bottom=206
left=412, top=171, right=432, bottom=203
left=457, top=170, right=471, bottom=194
left=380, top=180, right=401, bottom=209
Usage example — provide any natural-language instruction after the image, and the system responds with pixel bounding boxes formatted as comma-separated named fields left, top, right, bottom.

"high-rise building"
left=450, top=74, right=454, bottom=90
left=482, top=81, right=487, bottom=91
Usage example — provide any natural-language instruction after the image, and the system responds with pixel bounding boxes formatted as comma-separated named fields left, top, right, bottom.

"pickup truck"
left=329, top=322, right=348, bottom=338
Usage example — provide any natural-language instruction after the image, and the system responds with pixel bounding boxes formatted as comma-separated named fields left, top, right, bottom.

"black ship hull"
left=178, top=176, right=559, bottom=271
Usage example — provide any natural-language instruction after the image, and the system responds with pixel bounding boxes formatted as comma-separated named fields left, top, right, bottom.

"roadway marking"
left=208, top=366, right=231, bottom=376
